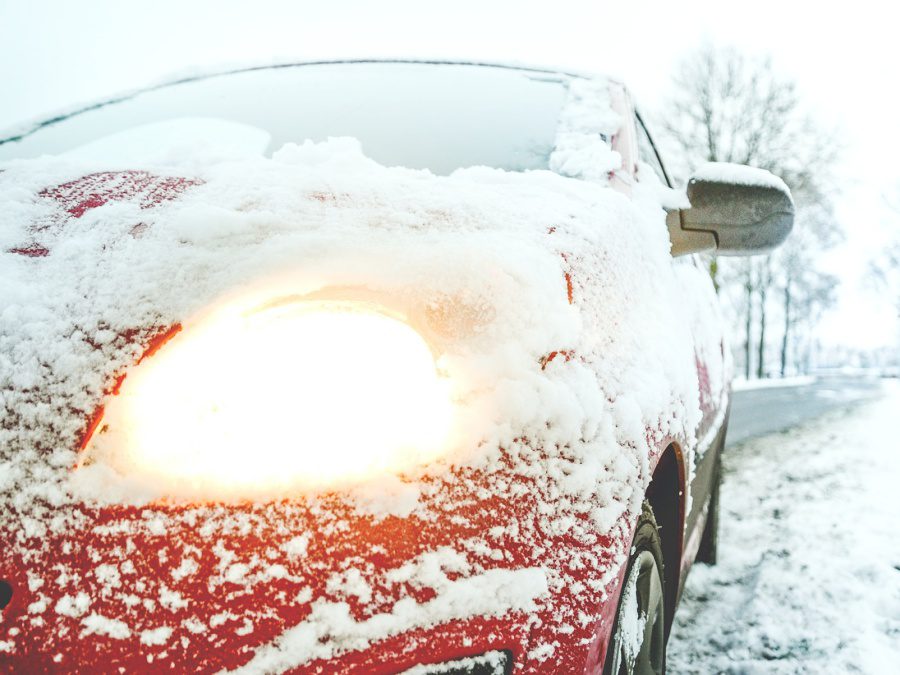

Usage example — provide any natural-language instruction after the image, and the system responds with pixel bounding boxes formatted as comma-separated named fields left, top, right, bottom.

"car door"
left=634, top=114, right=729, bottom=569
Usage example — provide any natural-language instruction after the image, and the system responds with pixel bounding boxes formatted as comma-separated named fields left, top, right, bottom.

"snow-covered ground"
left=731, top=375, right=816, bottom=392
left=668, top=380, right=900, bottom=672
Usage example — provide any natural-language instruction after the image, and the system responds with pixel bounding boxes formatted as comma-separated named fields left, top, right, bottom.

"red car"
left=0, top=61, right=792, bottom=674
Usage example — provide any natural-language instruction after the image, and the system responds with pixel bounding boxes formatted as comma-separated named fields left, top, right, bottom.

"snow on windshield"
left=62, top=118, right=272, bottom=164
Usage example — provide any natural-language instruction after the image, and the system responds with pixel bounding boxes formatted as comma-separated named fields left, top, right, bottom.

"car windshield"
left=0, top=61, right=573, bottom=174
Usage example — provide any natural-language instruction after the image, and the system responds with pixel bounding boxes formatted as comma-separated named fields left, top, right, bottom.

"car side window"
left=635, top=113, right=671, bottom=188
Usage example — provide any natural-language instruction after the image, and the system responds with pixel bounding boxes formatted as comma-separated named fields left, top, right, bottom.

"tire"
left=694, top=451, right=720, bottom=565
left=603, top=501, right=666, bottom=675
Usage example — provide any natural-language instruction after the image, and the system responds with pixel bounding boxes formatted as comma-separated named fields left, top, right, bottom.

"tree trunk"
left=756, top=259, right=771, bottom=380
left=780, top=276, right=792, bottom=377
left=744, top=265, right=753, bottom=379
left=757, top=283, right=767, bottom=379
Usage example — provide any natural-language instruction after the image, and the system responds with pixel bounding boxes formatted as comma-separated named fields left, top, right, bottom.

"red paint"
left=39, top=171, right=203, bottom=219
left=1, top=463, right=628, bottom=674
left=540, top=350, right=575, bottom=370
left=78, top=405, right=107, bottom=452
left=7, top=172, right=201, bottom=260
left=558, top=253, right=574, bottom=304
left=110, top=373, right=127, bottom=396
left=77, top=324, right=182, bottom=453
left=136, top=323, right=182, bottom=363
left=8, top=244, right=50, bottom=257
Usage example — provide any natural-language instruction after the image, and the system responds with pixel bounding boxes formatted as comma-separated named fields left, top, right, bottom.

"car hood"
left=0, top=140, right=702, bottom=671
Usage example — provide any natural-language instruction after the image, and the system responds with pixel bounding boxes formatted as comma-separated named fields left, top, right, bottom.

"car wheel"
left=695, top=450, right=720, bottom=565
left=603, top=501, right=666, bottom=675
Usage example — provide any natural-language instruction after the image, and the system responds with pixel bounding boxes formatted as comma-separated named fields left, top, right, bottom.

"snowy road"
left=727, top=375, right=884, bottom=444
left=667, top=379, right=900, bottom=673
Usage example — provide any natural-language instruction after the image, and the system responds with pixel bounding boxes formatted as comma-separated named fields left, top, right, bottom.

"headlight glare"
left=83, top=301, right=452, bottom=498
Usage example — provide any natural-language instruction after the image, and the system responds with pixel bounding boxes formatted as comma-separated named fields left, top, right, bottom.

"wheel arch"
left=644, top=442, right=686, bottom=639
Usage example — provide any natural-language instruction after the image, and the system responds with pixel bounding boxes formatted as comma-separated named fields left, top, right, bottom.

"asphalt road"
left=726, top=375, right=886, bottom=445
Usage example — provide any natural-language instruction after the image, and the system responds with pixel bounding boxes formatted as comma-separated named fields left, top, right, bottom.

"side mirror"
left=667, top=162, right=794, bottom=257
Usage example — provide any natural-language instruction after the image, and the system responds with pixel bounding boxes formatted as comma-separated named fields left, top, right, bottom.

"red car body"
left=0, top=61, right=730, bottom=674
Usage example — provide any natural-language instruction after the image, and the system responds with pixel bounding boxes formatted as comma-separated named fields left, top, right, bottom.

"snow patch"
left=54, top=593, right=91, bottom=618
left=282, top=535, right=310, bottom=558
left=549, top=78, right=621, bottom=182
left=615, top=562, right=646, bottom=667
left=80, top=613, right=131, bottom=639
left=225, top=565, right=548, bottom=673
left=669, top=383, right=900, bottom=672
left=139, top=626, right=173, bottom=646
left=691, top=162, right=791, bottom=196
left=399, top=650, right=508, bottom=674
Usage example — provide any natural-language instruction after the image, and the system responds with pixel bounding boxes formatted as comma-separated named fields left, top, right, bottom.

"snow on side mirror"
left=667, top=162, right=794, bottom=257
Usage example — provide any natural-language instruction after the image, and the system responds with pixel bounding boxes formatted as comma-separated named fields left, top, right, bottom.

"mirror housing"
left=668, top=162, right=794, bottom=257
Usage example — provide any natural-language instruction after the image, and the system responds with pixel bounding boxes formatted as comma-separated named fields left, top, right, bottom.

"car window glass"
left=0, top=63, right=569, bottom=175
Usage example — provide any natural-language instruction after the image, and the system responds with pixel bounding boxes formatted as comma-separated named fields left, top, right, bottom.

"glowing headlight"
left=84, top=302, right=452, bottom=498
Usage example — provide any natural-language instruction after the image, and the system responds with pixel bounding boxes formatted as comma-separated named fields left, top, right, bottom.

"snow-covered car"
left=0, top=60, right=793, bottom=674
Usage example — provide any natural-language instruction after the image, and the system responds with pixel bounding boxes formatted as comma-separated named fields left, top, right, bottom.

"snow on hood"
left=1, top=132, right=699, bottom=512
left=0, top=107, right=708, bottom=667
left=1, top=126, right=701, bottom=514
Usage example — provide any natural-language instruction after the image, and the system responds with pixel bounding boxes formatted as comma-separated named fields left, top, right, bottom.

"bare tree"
left=662, top=44, right=839, bottom=197
left=869, top=190, right=900, bottom=312
left=660, top=44, right=842, bottom=378
left=756, top=257, right=772, bottom=378
left=775, top=203, right=842, bottom=375
left=779, top=256, right=838, bottom=375
left=743, top=262, right=754, bottom=379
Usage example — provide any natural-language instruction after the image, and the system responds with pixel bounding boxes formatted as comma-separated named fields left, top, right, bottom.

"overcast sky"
left=3, top=0, right=898, bottom=350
